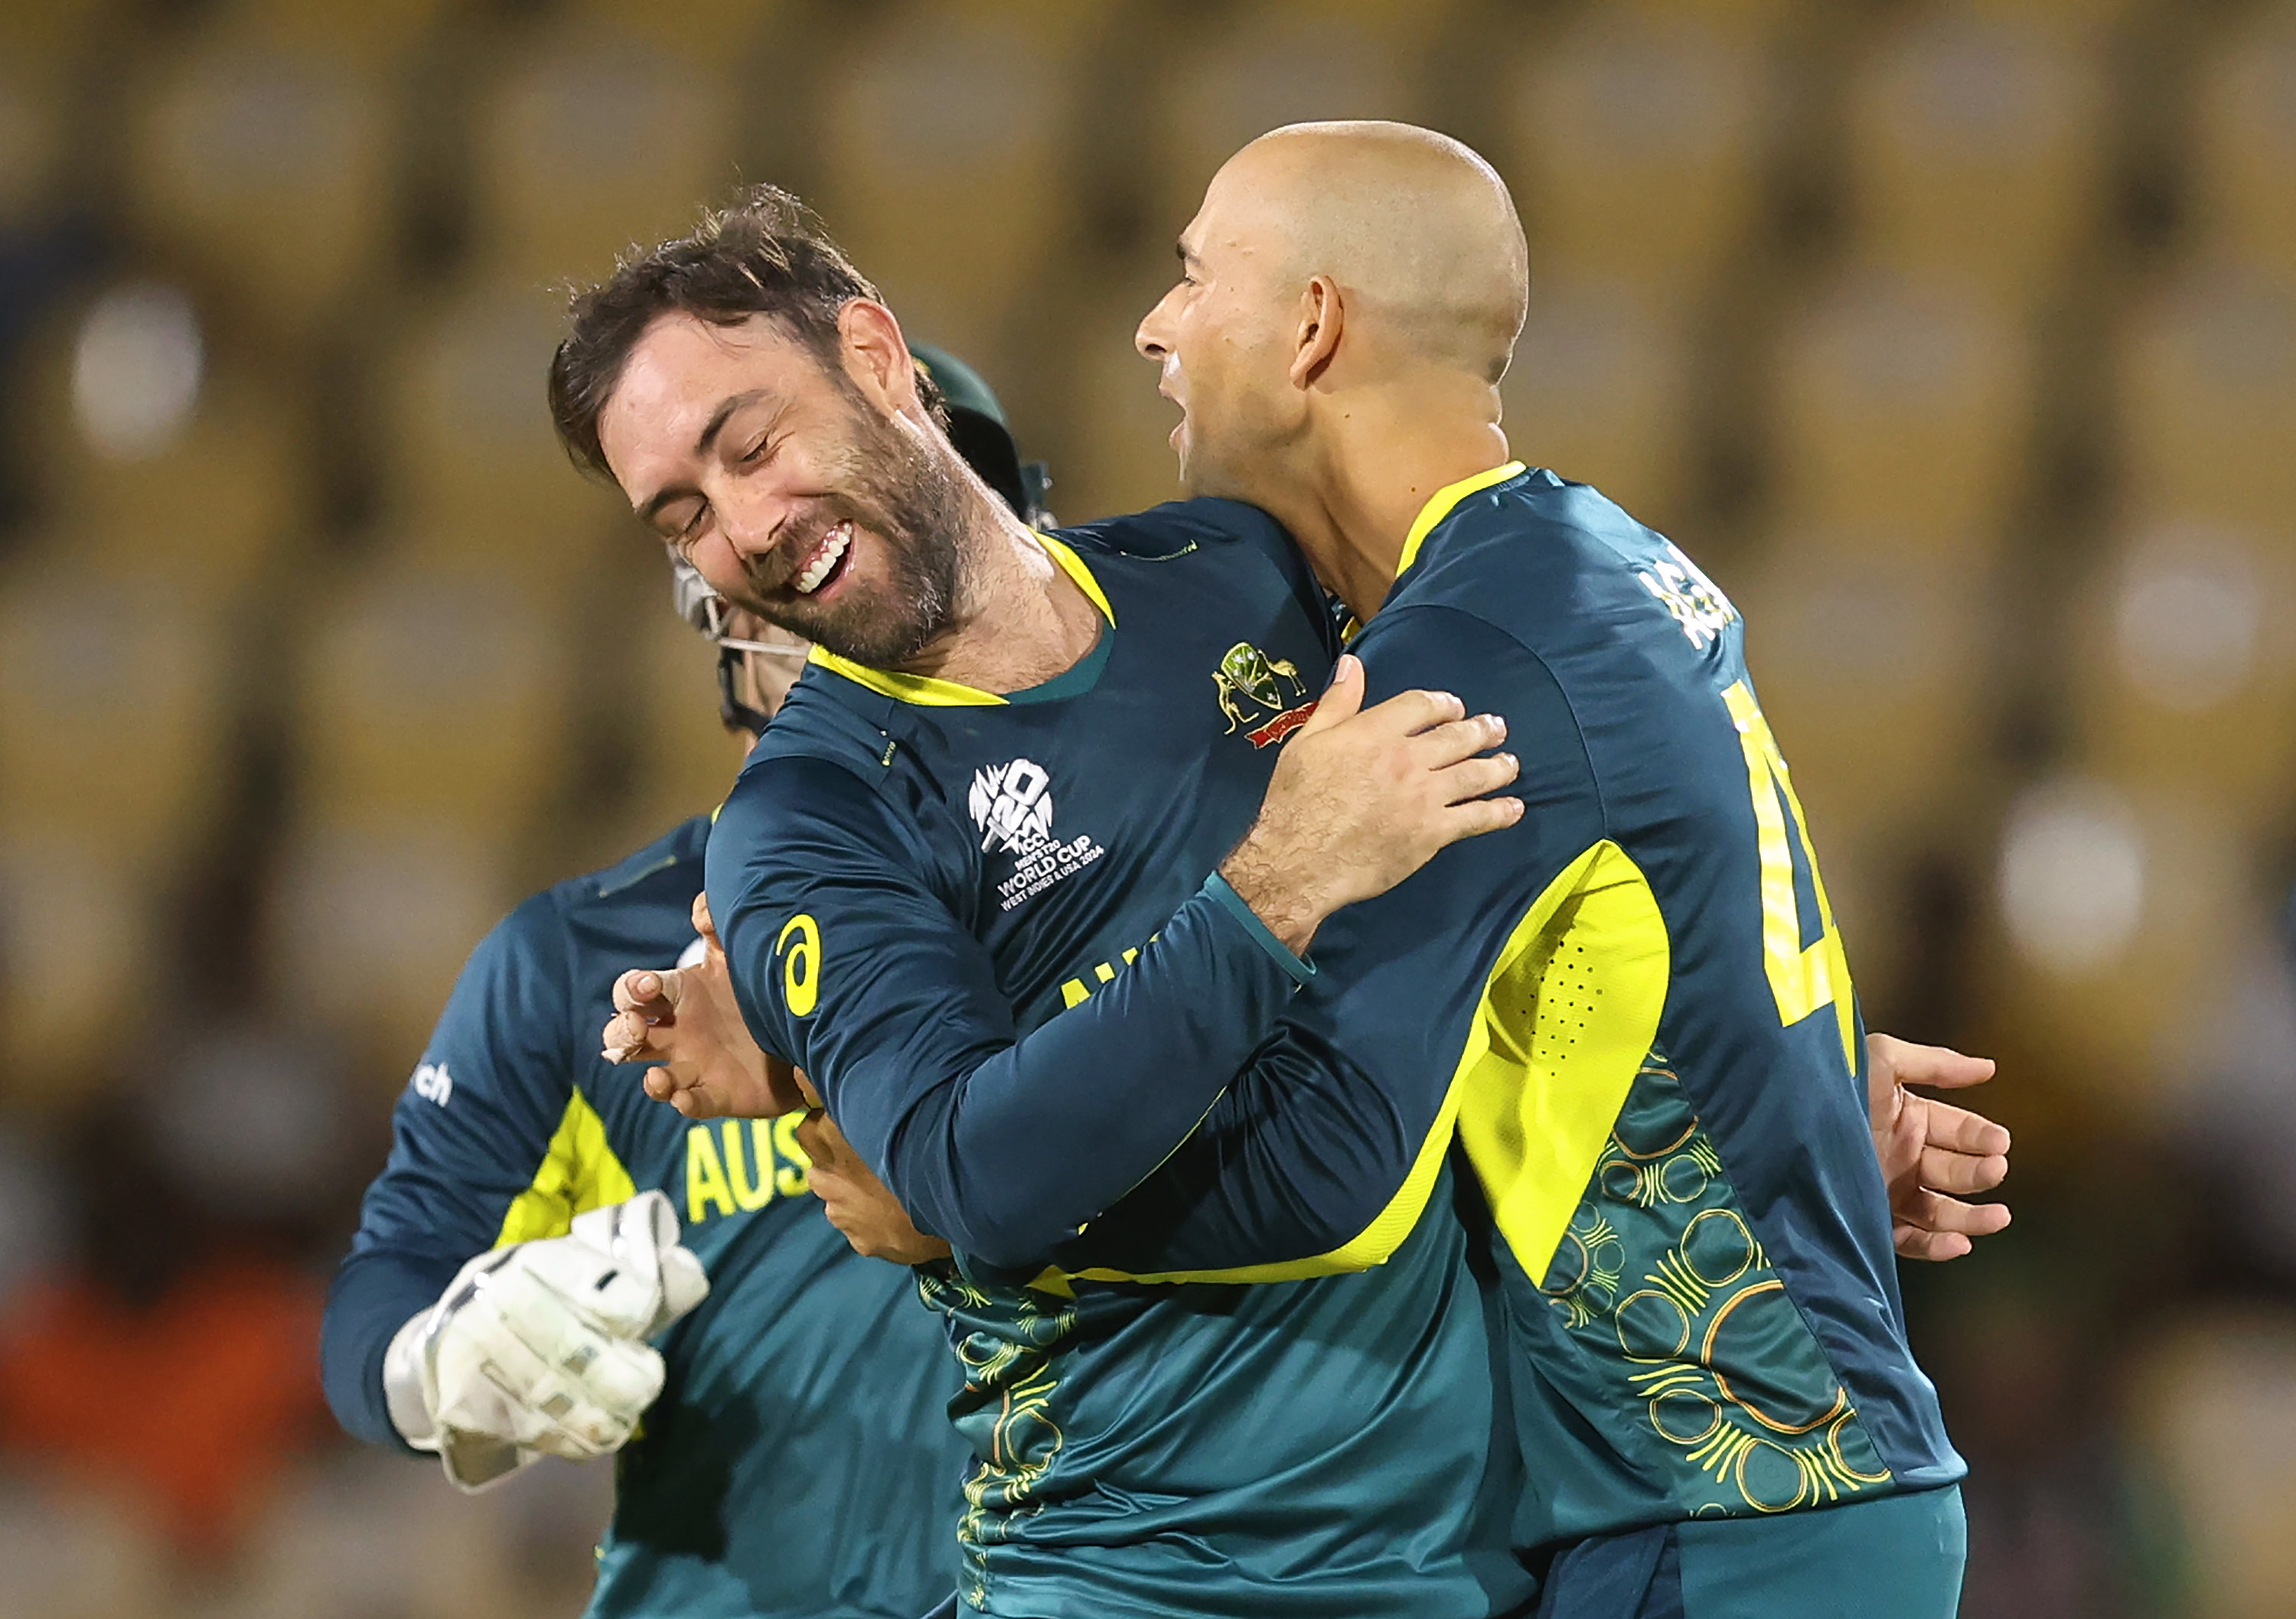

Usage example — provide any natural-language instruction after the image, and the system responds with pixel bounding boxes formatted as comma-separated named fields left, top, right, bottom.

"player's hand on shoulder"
left=1220, top=654, right=1522, bottom=952
left=1867, top=1032, right=2013, bottom=1262
left=385, top=1191, right=711, bottom=1490
left=791, top=1081, right=951, bottom=1266
left=602, top=892, right=809, bottom=1119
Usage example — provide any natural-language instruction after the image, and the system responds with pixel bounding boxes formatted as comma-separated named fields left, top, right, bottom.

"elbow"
left=925, top=1200, right=1076, bottom=1272
left=878, top=1091, right=1081, bottom=1272
left=1292, top=1198, right=1404, bottom=1272
left=1300, top=1156, right=1437, bottom=1272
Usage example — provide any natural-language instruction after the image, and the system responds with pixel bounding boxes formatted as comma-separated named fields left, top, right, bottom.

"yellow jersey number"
left=1721, top=682, right=1857, bottom=1070
left=776, top=914, right=820, bottom=1018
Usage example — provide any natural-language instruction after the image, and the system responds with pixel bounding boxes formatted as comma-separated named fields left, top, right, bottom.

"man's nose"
left=1135, top=298, right=1174, bottom=361
left=717, top=487, right=788, bottom=559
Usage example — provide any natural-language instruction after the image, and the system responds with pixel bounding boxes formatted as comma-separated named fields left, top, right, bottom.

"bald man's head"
left=1223, top=122, right=1528, bottom=383
left=1137, top=121, right=1528, bottom=499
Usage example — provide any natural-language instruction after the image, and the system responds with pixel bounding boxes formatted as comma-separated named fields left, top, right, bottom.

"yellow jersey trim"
left=805, top=644, right=1006, bottom=707
left=1056, top=1064, right=1466, bottom=1285
left=1394, top=461, right=1526, bottom=581
left=493, top=1090, right=639, bottom=1248
left=1038, top=532, right=1116, bottom=626
left=804, top=532, right=1115, bottom=707
left=1051, top=837, right=1666, bottom=1288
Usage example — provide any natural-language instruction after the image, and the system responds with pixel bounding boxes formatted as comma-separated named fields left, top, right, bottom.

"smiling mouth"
left=791, top=522, right=853, bottom=595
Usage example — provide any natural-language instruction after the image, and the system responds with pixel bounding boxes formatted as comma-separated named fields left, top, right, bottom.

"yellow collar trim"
left=1394, top=461, right=1526, bottom=580
left=805, top=532, right=1115, bottom=709
left=806, top=644, right=1005, bottom=707
left=1038, top=532, right=1116, bottom=627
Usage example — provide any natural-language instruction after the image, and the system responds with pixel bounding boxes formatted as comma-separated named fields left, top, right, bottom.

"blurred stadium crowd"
left=0, top=0, right=2293, bottom=1613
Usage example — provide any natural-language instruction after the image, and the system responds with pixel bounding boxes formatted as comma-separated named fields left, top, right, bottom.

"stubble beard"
left=721, top=392, right=973, bottom=670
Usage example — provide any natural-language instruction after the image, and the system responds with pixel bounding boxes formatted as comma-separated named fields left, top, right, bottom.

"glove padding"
left=387, top=1190, right=709, bottom=1490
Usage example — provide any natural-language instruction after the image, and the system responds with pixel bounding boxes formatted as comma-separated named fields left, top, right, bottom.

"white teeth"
left=793, top=525, right=850, bottom=595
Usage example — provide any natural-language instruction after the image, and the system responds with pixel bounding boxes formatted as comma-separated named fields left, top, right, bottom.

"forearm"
left=871, top=877, right=1311, bottom=1269
left=322, top=1247, right=459, bottom=1453
left=1052, top=1025, right=1427, bottom=1277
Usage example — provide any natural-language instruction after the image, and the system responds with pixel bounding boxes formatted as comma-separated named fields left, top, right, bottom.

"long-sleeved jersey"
left=321, top=816, right=967, bottom=1619
left=1046, top=464, right=1965, bottom=1560
left=708, top=503, right=1504, bottom=1619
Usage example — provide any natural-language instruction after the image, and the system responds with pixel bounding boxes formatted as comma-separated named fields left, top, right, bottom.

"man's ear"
left=1290, top=275, right=1344, bottom=389
left=837, top=299, right=919, bottom=415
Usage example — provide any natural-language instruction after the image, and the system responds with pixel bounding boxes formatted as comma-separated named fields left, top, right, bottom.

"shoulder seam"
left=592, top=849, right=682, bottom=900
left=746, top=737, right=895, bottom=795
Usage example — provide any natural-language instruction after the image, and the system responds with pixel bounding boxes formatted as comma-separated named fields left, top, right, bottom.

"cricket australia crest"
left=1213, top=641, right=1316, bottom=748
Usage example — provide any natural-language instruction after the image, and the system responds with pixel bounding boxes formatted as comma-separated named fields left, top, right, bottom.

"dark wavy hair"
left=548, top=185, right=935, bottom=480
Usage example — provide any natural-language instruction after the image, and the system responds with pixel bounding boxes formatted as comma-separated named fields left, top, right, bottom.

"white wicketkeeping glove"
left=383, top=1190, right=709, bottom=1490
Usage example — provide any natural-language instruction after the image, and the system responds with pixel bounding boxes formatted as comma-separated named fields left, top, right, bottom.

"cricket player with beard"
left=321, top=349, right=1040, bottom=1619
left=577, top=174, right=2009, bottom=1619
left=560, top=186, right=1528, bottom=1619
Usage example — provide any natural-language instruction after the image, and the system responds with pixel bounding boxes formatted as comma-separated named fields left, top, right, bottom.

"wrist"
left=1215, top=832, right=1329, bottom=956
left=383, top=1308, right=439, bottom=1448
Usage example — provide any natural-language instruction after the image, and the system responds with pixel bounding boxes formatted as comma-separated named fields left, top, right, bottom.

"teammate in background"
left=318, top=347, right=1032, bottom=1619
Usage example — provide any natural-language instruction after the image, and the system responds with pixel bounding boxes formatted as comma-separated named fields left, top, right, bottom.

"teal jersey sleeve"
left=1055, top=605, right=1600, bottom=1275
left=707, top=753, right=1312, bottom=1270
left=322, top=892, right=585, bottom=1448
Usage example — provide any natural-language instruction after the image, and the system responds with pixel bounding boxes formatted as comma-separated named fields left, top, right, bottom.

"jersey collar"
left=806, top=532, right=1114, bottom=708
left=1393, top=461, right=1527, bottom=581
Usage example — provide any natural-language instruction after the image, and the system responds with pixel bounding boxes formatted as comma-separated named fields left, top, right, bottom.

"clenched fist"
left=788, top=1076, right=951, bottom=1266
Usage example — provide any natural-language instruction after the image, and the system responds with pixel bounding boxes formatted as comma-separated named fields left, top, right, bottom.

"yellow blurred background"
left=0, top=0, right=2292, bottom=1613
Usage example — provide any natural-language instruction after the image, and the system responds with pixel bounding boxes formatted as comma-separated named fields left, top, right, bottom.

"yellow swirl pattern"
left=1540, top=1053, right=1894, bottom=1516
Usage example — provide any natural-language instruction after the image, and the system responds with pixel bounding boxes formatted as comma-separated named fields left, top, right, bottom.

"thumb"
left=642, top=967, right=687, bottom=1012
left=762, top=1054, right=809, bottom=1118
left=690, top=891, right=720, bottom=946
left=1881, top=1038, right=1997, bottom=1092
left=1296, top=654, right=1365, bottom=737
left=1887, top=1099, right=1925, bottom=1181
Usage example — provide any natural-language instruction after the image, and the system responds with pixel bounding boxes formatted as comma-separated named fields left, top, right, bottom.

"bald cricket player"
left=1065, top=119, right=1991, bottom=1618
left=585, top=165, right=2007, bottom=1617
